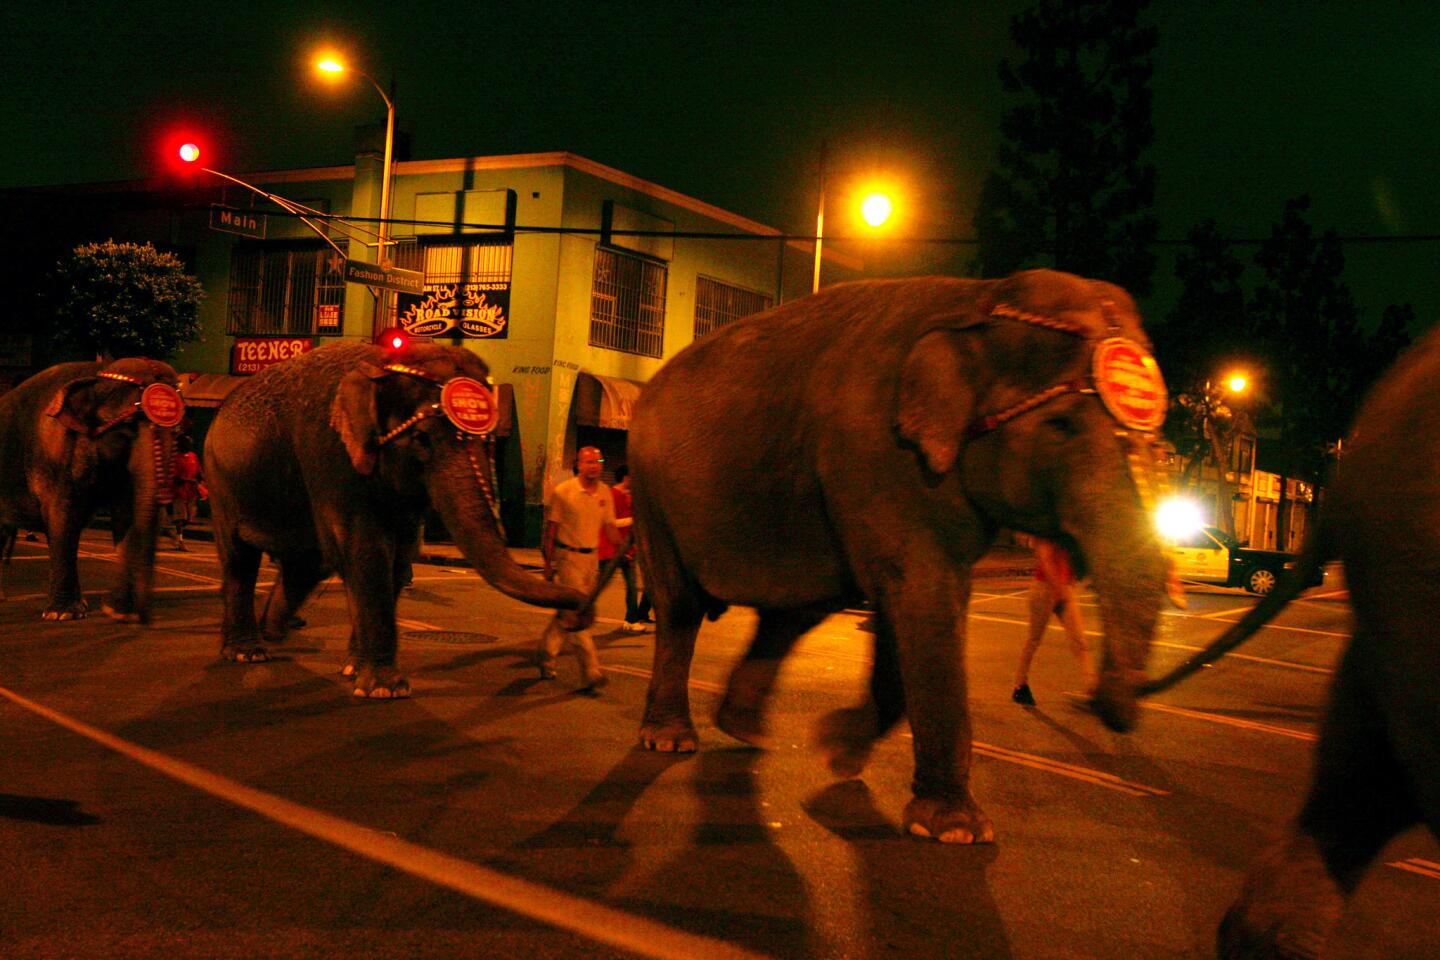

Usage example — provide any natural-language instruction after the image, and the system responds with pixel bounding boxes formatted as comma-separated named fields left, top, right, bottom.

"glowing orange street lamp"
left=314, top=53, right=395, bottom=263
left=812, top=144, right=898, bottom=294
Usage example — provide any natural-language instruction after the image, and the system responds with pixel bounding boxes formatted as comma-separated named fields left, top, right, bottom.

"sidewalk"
left=165, top=517, right=1036, bottom=580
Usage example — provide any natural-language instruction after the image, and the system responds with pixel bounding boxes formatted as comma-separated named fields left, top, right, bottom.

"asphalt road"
left=1, top=533, right=1436, bottom=960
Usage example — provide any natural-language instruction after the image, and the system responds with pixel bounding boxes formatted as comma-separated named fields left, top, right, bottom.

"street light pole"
left=812, top=140, right=827, bottom=295
left=316, top=57, right=396, bottom=332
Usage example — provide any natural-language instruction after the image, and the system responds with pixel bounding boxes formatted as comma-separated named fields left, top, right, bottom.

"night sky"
left=3, top=1, right=1438, bottom=329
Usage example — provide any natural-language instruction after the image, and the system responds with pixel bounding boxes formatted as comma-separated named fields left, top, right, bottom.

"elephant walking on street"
left=1142, top=322, right=1440, bottom=960
left=0, top=357, right=184, bottom=622
left=203, top=342, right=588, bottom=698
left=629, top=270, right=1173, bottom=843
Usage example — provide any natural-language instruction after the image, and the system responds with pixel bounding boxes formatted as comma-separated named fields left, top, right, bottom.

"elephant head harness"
left=962, top=292, right=1171, bottom=514
left=372, top=363, right=506, bottom=535
left=92, top=370, right=184, bottom=507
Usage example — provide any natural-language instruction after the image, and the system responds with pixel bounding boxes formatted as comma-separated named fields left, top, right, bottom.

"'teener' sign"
left=231, top=337, right=314, bottom=375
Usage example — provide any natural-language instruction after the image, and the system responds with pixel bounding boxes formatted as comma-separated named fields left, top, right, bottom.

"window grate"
left=694, top=276, right=772, bottom=338
left=589, top=247, right=666, bottom=357
left=227, top=245, right=344, bottom=335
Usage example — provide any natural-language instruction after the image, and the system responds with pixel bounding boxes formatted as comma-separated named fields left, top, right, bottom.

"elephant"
left=0, top=357, right=184, bottom=622
left=628, top=269, right=1173, bottom=843
left=203, top=341, right=588, bottom=698
left=1141, top=322, right=1440, bottom=960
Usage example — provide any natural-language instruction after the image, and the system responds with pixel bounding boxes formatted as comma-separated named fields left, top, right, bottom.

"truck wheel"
left=1246, top=567, right=1277, bottom=596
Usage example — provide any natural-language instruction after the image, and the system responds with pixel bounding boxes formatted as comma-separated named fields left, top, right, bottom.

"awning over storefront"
left=178, top=373, right=247, bottom=409
left=574, top=373, right=643, bottom=430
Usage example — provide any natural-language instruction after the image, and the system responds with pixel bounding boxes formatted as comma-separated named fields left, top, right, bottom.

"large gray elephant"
left=0, top=357, right=183, bottom=622
left=204, top=341, right=588, bottom=698
left=1141, top=322, right=1440, bottom=960
left=629, top=270, right=1172, bottom=843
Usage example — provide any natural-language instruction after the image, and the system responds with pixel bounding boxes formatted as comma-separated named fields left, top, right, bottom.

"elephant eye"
left=1044, top=414, right=1081, bottom=438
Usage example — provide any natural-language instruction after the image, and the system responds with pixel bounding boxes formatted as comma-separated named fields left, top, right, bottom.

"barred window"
left=227, top=244, right=345, bottom=335
left=694, top=276, right=772, bottom=338
left=590, top=247, right=666, bottom=358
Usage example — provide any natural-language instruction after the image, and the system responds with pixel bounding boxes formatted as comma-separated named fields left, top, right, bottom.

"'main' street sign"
left=209, top=205, right=266, bottom=239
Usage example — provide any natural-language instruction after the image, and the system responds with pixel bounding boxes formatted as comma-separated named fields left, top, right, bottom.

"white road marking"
left=0, top=684, right=772, bottom=960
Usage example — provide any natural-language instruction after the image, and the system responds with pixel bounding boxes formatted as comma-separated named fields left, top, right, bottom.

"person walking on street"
left=1013, top=537, right=1095, bottom=705
left=538, top=446, right=620, bottom=691
left=605, top=465, right=652, bottom=632
left=168, top=434, right=205, bottom=551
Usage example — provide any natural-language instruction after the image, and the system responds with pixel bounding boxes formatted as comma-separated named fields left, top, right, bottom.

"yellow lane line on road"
left=1118, top=697, right=1318, bottom=743
left=396, top=617, right=444, bottom=632
left=604, top=664, right=1166, bottom=797
left=971, top=612, right=1339, bottom=675
left=0, top=684, right=772, bottom=960
left=1388, top=858, right=1440, bottom=881
left=76, top=549, right=222, bottom=585
left=970, top=741, right=1168, bottom=797
left=1152, top=640, right=1334, bottom=676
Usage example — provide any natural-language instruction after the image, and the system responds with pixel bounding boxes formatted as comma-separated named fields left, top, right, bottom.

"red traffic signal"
left=161, top=130, right=208, bottom=175
left=375, top=327, right=410, bottom=351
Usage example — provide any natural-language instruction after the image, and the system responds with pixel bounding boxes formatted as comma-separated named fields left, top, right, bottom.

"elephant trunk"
left=1065, top=462, right=1167, bottom=733
left=427, top=441, right=587, bottom=611
left=112, top=422, right=172, bottom=621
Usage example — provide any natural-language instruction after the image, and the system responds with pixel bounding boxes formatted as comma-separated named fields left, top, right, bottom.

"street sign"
left=209, top=205, right=267, bottom=239
left=344, top=259, right=425, bottom=296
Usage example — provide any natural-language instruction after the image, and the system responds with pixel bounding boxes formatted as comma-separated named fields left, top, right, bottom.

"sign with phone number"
left=231, top=337, right=315, bottom=375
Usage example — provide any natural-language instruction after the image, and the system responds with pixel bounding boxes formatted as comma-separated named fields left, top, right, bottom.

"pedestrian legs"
left=538, top=549, right=606, bottom=688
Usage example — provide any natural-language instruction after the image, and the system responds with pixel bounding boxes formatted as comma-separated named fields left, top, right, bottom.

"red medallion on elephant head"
left=140, top=382, right=185, bottom=428
left=440, top=377, right=499, bottom=435
left=1091, top=338, right=1167, bottom=432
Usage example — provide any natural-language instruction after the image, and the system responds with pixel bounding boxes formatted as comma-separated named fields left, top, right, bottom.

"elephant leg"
left=260, top=550, right=327, bottom=644
left=638, top=583, right=707, bottom=753
left=878, top=562, right=992, bottom=844
left=339, top=530, right=407, bottom=699
left=716, top=606, right=829, bottom=749
left=218, top=538, right=268, bottom=662
left=1219, top=637, right=1419, bottom=960
left=104, top=499, right=156, bottom=625
left=817, top=615, right=907, bottom=779
left=41, top=502, right=88, bottom=621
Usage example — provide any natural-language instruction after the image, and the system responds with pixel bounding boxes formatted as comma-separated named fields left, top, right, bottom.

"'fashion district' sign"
left=231, top=337, right=315, bottom=375
left=397, top=282, right=510, bottom=339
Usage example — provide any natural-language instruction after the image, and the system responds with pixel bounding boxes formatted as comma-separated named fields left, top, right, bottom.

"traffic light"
left=162, top=131, right=207, bottom=176
left=375, top=327, right=410, bottom=351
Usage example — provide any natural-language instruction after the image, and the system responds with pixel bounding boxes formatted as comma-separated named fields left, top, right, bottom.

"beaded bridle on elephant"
left=374, top=363, right=506, bottom=537
left=92, top=370, right=178, bottom=506
left=967, top=296, right=1171, bottom=518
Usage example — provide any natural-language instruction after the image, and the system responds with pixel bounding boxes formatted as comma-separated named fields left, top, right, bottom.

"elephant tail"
left=1139, top=523, right=1335, bottom=697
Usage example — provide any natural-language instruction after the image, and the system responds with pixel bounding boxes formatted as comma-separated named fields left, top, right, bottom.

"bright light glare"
left=1155, top=497, right=1204, bottom=540
left=177, top=143, right=200, bottom=163
left=389, top=335, right=404, bottom=349
left=860, top=192, right=893, bottom=227
left=316, top=57, right=345, bottom=74
left=1227, top=375, right=1248, bottom=394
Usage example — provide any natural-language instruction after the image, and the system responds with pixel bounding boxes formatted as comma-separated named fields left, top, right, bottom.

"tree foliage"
left=1156, top=199, right=1414, bottom=486
left=48, top=240, right=203, bottom=361
left=1248, top=197, right=1407, bottom=480
left=972, top=0, right=1159, bottom=295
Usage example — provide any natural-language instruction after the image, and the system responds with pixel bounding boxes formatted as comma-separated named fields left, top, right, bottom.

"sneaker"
left=537, top=654, right=558, bottom=680
left=1011, top=683, right=1036, bottom=706
left=580, top=671, right=609, bottom=692
left=622, top=621, right=636, bottom=632
left=629, top=621, right=649, bottom=633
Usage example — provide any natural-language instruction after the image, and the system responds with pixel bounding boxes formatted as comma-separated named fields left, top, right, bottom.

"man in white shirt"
left=538, top=446, right=621, bottom=690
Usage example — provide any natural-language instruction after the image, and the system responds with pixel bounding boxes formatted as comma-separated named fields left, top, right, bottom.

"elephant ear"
left=45, top=377, right=104, bottom=434
left=896, top=329, right=977, bottom=476
left=330, top=361, right=388, bottom=476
